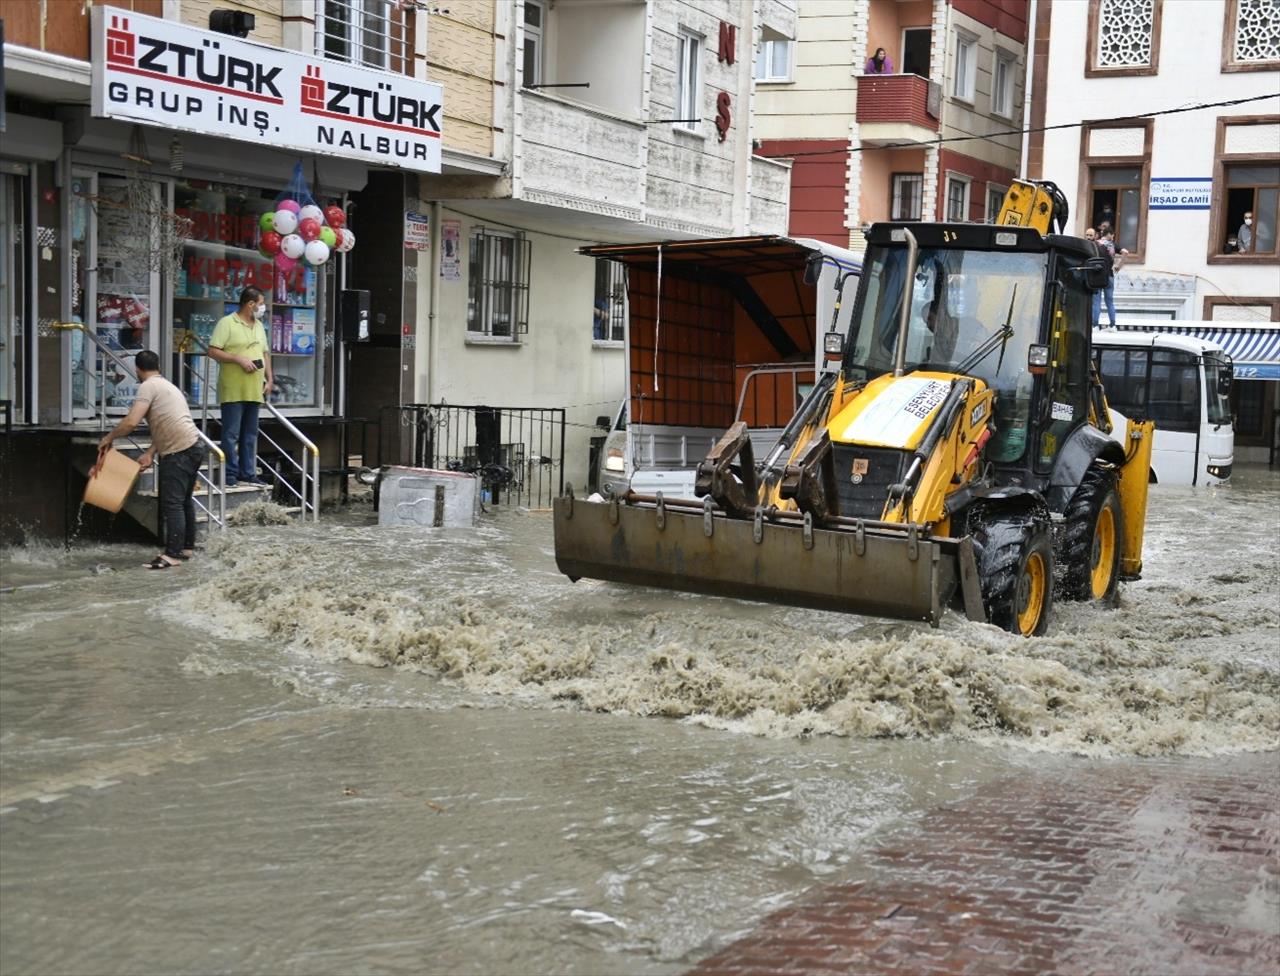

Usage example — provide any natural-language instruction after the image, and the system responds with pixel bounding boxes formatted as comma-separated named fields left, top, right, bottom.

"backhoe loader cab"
left=553, top=200, right=1154, bottom=636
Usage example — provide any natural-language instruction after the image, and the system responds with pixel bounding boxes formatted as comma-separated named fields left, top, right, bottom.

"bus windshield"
left=1204, top=352, right=1233, bottom=426
left=844, top=246, right=1048, bottom=389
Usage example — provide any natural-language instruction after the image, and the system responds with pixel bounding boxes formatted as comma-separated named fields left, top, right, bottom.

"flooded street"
left=2, top=468, right=1278, bottom=975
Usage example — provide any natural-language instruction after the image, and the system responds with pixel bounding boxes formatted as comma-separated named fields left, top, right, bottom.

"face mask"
left=1245, top=218, right=1253, bottom=226
left=253, top=303, right=265, bottom=319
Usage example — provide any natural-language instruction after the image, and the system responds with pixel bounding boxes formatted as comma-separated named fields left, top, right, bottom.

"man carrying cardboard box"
left=97, top=350, right=208, bottom=569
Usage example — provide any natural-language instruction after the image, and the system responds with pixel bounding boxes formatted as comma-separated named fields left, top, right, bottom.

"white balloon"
left=280, top=233, right=306, bottom=259
left=304, top=239, right=331, bottom=265
left=337, top=228, right=356, bottom=253
left=273, top=209, right=299, bottom=235
left=299, top=204, right=324, bottom=225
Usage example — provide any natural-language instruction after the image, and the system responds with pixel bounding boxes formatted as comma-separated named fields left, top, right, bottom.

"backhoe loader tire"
left=975, top=514, right=1054, bottom=637
left=1060, top=467, right=1124, bottom=606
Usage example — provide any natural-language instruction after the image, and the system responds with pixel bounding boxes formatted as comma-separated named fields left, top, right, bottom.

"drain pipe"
left=1020, top=0, right=1038, bottom=179
left=427, top=200, right=441, bottom=404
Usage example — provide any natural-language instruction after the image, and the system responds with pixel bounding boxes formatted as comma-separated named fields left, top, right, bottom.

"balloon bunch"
left=259, top=202, right=354, bottom=271
left=257, top=163, right=355, bottom=272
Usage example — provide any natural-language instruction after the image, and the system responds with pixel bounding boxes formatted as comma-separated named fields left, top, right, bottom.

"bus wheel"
left=1061, top=466, right=1124, bottom=605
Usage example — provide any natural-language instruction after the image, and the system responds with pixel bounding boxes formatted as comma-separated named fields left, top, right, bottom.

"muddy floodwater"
left=2, top=468, right=1278, bottom=974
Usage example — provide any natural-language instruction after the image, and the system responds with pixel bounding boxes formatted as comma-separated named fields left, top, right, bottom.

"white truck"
left=588, top=236, right=862, bottom=500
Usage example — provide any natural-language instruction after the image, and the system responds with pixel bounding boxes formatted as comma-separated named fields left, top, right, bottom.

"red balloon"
left=298, top=217, right=322, bottom=242
left=260, top=231, right=282, bottom=255
left=324, top=205, right=346, bottom=229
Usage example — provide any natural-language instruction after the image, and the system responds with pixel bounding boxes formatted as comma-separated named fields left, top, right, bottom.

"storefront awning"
left=1112, top=324, right=1280, bottom=381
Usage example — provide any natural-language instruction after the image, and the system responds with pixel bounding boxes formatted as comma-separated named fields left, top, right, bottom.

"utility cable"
left=754, top=92, right=1280, bottom=159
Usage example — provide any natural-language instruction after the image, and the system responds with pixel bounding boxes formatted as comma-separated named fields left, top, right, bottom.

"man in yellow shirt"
left=209, top=286, right=273, bottom=487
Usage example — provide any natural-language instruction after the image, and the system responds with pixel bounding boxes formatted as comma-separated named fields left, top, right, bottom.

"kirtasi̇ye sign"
left=1148, top=178, right=1212, bottom=211
left=90, top=6, right=443, bottom=173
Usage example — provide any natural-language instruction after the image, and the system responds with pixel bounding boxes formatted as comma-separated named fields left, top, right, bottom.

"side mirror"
left=595, top=415, right=611, bottom=430
left=1081, top=256, right=1110, bottom=290
left=1218, top=371, right=1233, bottom=397
left=804, top=252, right=824, bottom=286
left=823, top=331, right=845, bottom=361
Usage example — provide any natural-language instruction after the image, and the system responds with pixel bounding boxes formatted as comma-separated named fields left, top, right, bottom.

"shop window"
left=945, top=176, right=971, bottom=222
left=468, top=228, right=530, bottom=339
left=1087, top=165, right=1143, bottom=253
left=676, top=29, right=703, bottom=133
left=952, top=31, right=976, bottom=101
left=523, top=0, right=545, bottom=87
left=992, top=50, right=1016, bottom=118
left=174, top=180, right=328, bottom=410
left=1088, top=0, right=1162, bottom=76
left=1223, top=0, right=1280, bottom=72
left=891, top=173, right=923, bottom=220
left=1233, top=380, right=1266, bottom=437
left=593, top=260, right=626, bottom=343
left=1219, top=163, right=1280, bottom=255
left=754, top=29, right=794, bottom=82
left=317, top=0, right=409, bottom=72
left=986, top=184, right=1007, bottom=223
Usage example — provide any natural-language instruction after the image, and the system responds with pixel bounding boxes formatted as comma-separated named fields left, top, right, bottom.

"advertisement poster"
left=405, top=210, right=430, bottom=251
left=440, top=219, right=461, bottom=281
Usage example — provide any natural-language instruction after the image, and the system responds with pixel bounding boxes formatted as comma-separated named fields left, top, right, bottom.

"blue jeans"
left=221, top=400, right=261, bottom=483
left=159, top=442, right=208, bottom=558
left=1092, top=283, right=1117, bottom=328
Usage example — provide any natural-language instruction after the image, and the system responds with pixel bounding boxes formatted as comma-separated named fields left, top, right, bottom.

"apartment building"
left=753, top=0, right=1028, bottom=249
left=413, top=0, right=795, bottom=490
left=1028, top=0, right=1280, bottom=459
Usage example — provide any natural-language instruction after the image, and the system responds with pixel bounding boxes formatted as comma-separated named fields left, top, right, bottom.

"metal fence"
left=387, top=404, right=565, bottom=509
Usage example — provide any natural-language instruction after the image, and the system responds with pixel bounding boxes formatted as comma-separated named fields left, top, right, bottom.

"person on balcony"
left=865, top=47, right=895, bottom=74
left=96, top=350, right=207, bottom=570
left=208, top=287, right=273, bottom=487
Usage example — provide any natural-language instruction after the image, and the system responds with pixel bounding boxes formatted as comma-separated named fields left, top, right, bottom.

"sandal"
left=144, top=555, right=181, bottom=570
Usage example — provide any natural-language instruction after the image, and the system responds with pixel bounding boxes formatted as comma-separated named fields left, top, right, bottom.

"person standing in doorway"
left=97, top=350, right=208, bottom=569
left=1237, top=211, right=1254, bottom=253
left=1097, top=226, right=1126, bottom=328
left=865, top=47, right=895, bottom=74
left=209, top=287, right=272, bottom=487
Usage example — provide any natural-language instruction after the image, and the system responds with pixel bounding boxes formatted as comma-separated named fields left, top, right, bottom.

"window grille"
left=593, top=259, right=627, bottom=342
left=316, top=0, right=412, bottom=72
left=468, top=227, right=531, bottom=338
left=946, top=177, right=970, bottom=222
left=1233, top=0, right=1280, bottom=63
left=891, top=174, right=923, bottom=221
left=1095, top=0, right=1156, bottom=68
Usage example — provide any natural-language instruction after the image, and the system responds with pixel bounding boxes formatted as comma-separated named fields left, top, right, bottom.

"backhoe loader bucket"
left=553, top=494, right=984, bottom=627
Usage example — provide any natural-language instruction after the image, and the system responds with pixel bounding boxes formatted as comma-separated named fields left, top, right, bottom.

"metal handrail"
left=179, top=331, right=321, bottom=521
left=53, top=323, right=227, bottom=530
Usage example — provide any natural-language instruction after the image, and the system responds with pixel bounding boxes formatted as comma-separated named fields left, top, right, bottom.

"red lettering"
left=718, top=22, right=736, bottom=64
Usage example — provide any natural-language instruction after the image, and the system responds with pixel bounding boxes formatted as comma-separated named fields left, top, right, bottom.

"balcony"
left=517, top=90, right=646, bottom=221
left=856, top=74, right=940, bottom=146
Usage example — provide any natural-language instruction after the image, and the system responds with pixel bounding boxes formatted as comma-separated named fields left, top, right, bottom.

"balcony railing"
left=856, top=74, right=940, bottom=133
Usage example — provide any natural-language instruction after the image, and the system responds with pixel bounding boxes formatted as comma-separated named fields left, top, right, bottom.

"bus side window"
left=1097, top=348, right=1145, bottom=416
left=1147, top=350, right=1199, bottom=432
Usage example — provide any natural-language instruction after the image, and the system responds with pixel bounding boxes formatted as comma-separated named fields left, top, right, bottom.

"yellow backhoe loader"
left=553, top=181, right=1154, bottom=635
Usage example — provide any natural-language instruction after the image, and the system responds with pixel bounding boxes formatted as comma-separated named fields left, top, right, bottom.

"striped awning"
left=1112, top=325, right=1280, bottom=381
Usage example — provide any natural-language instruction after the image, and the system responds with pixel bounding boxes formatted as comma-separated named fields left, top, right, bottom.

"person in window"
left=593, top=297, right=609, bottom=341
left=208, top=286, right=273, bottom=487
left=1237, top=211, right=1254, bottom=253
left=865, top=47, right=894, bottom=74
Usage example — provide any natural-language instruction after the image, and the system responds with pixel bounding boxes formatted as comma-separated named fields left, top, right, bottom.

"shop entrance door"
left=88, top=175, right=163, bottom=417
left=0, top=168, right=32, bottom=424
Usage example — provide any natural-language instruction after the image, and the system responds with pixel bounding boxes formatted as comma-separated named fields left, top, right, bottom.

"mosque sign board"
left=1148, top=178, right=1212, bottom=211
left=90, top=6, right=444, bottom=173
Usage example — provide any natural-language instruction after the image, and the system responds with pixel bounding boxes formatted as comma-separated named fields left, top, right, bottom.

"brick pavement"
left=690, top=756, right=1280, bottom=976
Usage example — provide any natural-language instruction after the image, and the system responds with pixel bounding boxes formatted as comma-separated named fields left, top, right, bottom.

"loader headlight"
left=605, top=449, right=625, bottom=472
left=1028, top=344, right=1049, bottom=373
left=824, top=332, right=845, bottom=358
